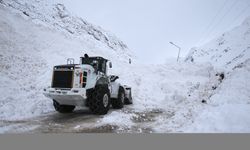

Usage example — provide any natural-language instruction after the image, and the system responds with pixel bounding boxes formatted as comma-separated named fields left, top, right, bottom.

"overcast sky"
left=61, top=0, right=250, bottom=64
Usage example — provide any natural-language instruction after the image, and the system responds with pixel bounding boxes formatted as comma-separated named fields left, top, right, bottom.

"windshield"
left=81, top=57, right=97, bottom=66
left=81, top=57, right=107, bottom=74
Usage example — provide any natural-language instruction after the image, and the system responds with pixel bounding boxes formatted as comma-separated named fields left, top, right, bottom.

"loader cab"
left=80, top=56, right=109, bottom=74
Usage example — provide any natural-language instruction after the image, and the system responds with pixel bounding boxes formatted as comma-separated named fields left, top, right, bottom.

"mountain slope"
left=186, top=16, right=250, bottom=71
left=183, top=17, right=250, bottom=132
left=1, top=0, right=129, bottom=53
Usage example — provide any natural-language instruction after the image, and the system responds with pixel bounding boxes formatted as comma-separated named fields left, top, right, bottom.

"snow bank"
left=99, top=62, right=224, bottom=132
left=184, top=60, right=250, bottom=132
left=183, top=16, right=250, bottom=132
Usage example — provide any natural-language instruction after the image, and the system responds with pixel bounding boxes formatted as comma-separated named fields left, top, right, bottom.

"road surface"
left=0, top=105, right=169, bottom=133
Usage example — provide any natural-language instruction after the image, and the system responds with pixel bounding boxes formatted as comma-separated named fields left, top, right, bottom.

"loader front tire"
left=89, top=85, right=111, bottom=115
left=112, top=87, right=125, bottom=109
left=124, top=89, right=133, bottom=105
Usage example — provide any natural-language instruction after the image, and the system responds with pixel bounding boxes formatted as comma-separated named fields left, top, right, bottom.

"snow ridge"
left=0, top=0, right=129, bottom=52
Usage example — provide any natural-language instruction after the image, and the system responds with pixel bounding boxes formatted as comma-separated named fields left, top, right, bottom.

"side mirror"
left=109, top=62, right=112, bottom=68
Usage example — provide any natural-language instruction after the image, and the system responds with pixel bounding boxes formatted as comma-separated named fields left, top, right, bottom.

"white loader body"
left=43, top=57, right=132, bottom=112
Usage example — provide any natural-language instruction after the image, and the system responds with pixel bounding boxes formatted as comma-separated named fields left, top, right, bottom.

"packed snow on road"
left=0, top=0, right=250, bottom=133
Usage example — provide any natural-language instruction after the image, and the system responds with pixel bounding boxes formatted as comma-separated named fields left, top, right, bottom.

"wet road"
left=0, top=107, right=168, bottom=133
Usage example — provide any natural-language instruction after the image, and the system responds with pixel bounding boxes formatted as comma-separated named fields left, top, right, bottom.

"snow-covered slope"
left=185, top=61, right=250, bottom=132
left=0, top=0, right=133, bottom=120
left=1, top=0, right=129, bottom=52
left=183, top=17, right=250, bottom=132
left=186, top=17, right=250, bottom=71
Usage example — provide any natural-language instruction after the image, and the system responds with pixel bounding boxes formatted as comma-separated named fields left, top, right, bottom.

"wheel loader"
left=43, top=54, right=132, bottom=115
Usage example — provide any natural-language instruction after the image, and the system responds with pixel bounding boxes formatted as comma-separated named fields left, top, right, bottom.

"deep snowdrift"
left=183, top=60, right=250, bottom=132
left=99, top=62, right=224, bottom=132
left=183, top=17, right=250, bottom=132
